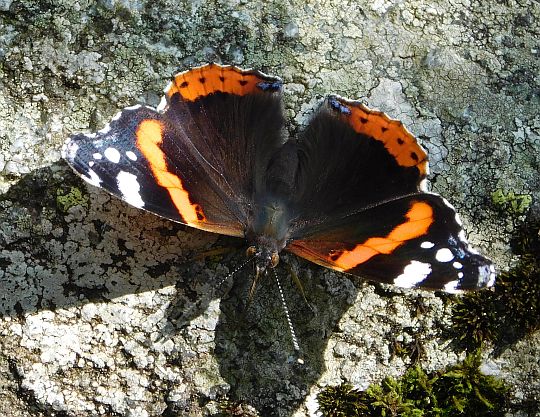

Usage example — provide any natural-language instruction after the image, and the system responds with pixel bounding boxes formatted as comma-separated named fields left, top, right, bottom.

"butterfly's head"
left=246, top=240, right=280, bottom=278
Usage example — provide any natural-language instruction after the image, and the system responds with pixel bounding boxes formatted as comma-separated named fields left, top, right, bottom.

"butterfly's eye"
left=270, top=252, right=279, bottom=268
left=246, top=246, right=257, bottom=258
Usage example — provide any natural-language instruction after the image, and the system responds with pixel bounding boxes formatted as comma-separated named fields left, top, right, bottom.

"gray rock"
left=0, top=0, right=538, bottom=416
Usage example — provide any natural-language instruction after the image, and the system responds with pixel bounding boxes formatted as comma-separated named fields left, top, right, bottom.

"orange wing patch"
left=331, top=201, right=433, bottom=271
left=288, top=201, right=433, bottom=271
left=331, top=97, right=428, bottom=176
left=135, top=119, right=206, bottom=225
left=166, top=63, right=280, bottom=101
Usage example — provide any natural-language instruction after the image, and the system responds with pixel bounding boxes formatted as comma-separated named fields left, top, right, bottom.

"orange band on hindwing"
left=135, top=119, right=206, bottom=224
left=330, top=97, right=428, bottom=176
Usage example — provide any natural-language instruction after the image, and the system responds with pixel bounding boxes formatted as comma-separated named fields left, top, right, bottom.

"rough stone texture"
left=0, top=0, right=539, bottom=416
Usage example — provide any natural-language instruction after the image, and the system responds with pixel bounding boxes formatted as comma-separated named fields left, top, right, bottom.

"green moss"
left=491, top=189, right=532, bottom=215
left=56, top=186, right=89, bottom=212
left=317, top=353, right=509, bottom=417
left=451, top=220, right=540, bottom=349
left=317, top=384, right=370, bottom=416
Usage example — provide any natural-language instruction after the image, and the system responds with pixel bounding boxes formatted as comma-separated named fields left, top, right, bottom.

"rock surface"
left=0, top=0, right=539, bottom=416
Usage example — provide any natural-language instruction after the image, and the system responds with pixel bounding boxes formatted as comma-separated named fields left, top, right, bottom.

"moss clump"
left=451, top=220, right=540, bottom=349
left=316, top=384, right=369, bottom=417
left=56, top=186, right=89, bottom=212
left=491, top=189, right=532, bottom=215
left=317, top=353, right=509, bottom=417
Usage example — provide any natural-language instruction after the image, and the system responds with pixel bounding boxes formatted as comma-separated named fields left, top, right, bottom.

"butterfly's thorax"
left=245, top=198, right=292, bottom=272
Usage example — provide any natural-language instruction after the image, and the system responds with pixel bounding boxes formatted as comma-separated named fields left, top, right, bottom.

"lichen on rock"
left=0, top=0, right=539, bottom=415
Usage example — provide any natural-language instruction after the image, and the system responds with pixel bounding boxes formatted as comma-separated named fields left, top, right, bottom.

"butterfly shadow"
left=0, top=164, right=218, bottom=317
left=0, top=164, right=358, bottom=416
left=202, top=256, right=357, bottom=416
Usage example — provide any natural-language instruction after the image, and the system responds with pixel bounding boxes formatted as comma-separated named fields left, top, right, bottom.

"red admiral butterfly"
left=62, top=63, right=495, bottom=294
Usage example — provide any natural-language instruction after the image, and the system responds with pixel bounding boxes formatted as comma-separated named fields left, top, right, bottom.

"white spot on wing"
left=435, top=248, right=454, bottom=262
left=420, top=241, right=435, bottom=249
left=482, top=265, right=496, bottom=287
left=125, top=151, right=137, bottom=161
left=98, top=123, right=111, bottom=135
left=82, top=169, right=102, bottom=187
left=452, top=261, right=463, bottom=269
left=156, top=95, right=168, bottom=112
left=394, top=261, right=432, bottom=288
left=467, top=245, right=480, bottom=255
left=93, top=152, right=102, bottom=160
left=117, top=171, right=145, bottom=208
left=104, top=147, right=121, bottom=163
left=124, top=104, right=142, bottom=111
left=89, top=161, right=94, bottom=167
left=444, top=280, right=462, bottom=294
left=111, top=110, right=124, bottom=121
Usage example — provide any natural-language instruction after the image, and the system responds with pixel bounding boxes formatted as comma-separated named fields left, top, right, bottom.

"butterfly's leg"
left=282, top=260, right=315, bottom=314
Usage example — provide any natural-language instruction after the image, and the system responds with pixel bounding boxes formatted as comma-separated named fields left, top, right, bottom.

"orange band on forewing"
left=333, top=201, right=433, bottom=270
left=135, top=119, right=205, bottom=224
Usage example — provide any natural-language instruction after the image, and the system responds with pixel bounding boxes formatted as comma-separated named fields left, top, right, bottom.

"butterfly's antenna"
left=214, top=255, right=256, bottom=293
left=171, top=255, right=255, bottom=325
left=273, top=269, right=304, bottom=363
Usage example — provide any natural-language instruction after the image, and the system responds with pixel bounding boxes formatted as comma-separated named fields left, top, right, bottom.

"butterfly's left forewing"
left=287, top=193, right=495, bottom=292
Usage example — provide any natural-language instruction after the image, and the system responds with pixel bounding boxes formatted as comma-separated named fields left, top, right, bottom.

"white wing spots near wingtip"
left=104, top=147, right=121, bottom=163
left=420, top=241, right=435, bottom=249
left=93, top=152, right=102, bottom=160
left=443, top=280, right=463, bottom=294
left=435, top=247, right=454, bottom=262
left=394, top=261, right=432, bottom=288
left=125, top=151, right=137, bottom=161
left=453, top=261, right=463, bottom=269
left=82, top=169, right=102, bottom=187
left=117, top=171, right=144, bottom=208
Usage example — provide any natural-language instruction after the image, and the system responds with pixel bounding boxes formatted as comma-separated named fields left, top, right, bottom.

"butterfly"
left=62, top=63, right=495, bottom=295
